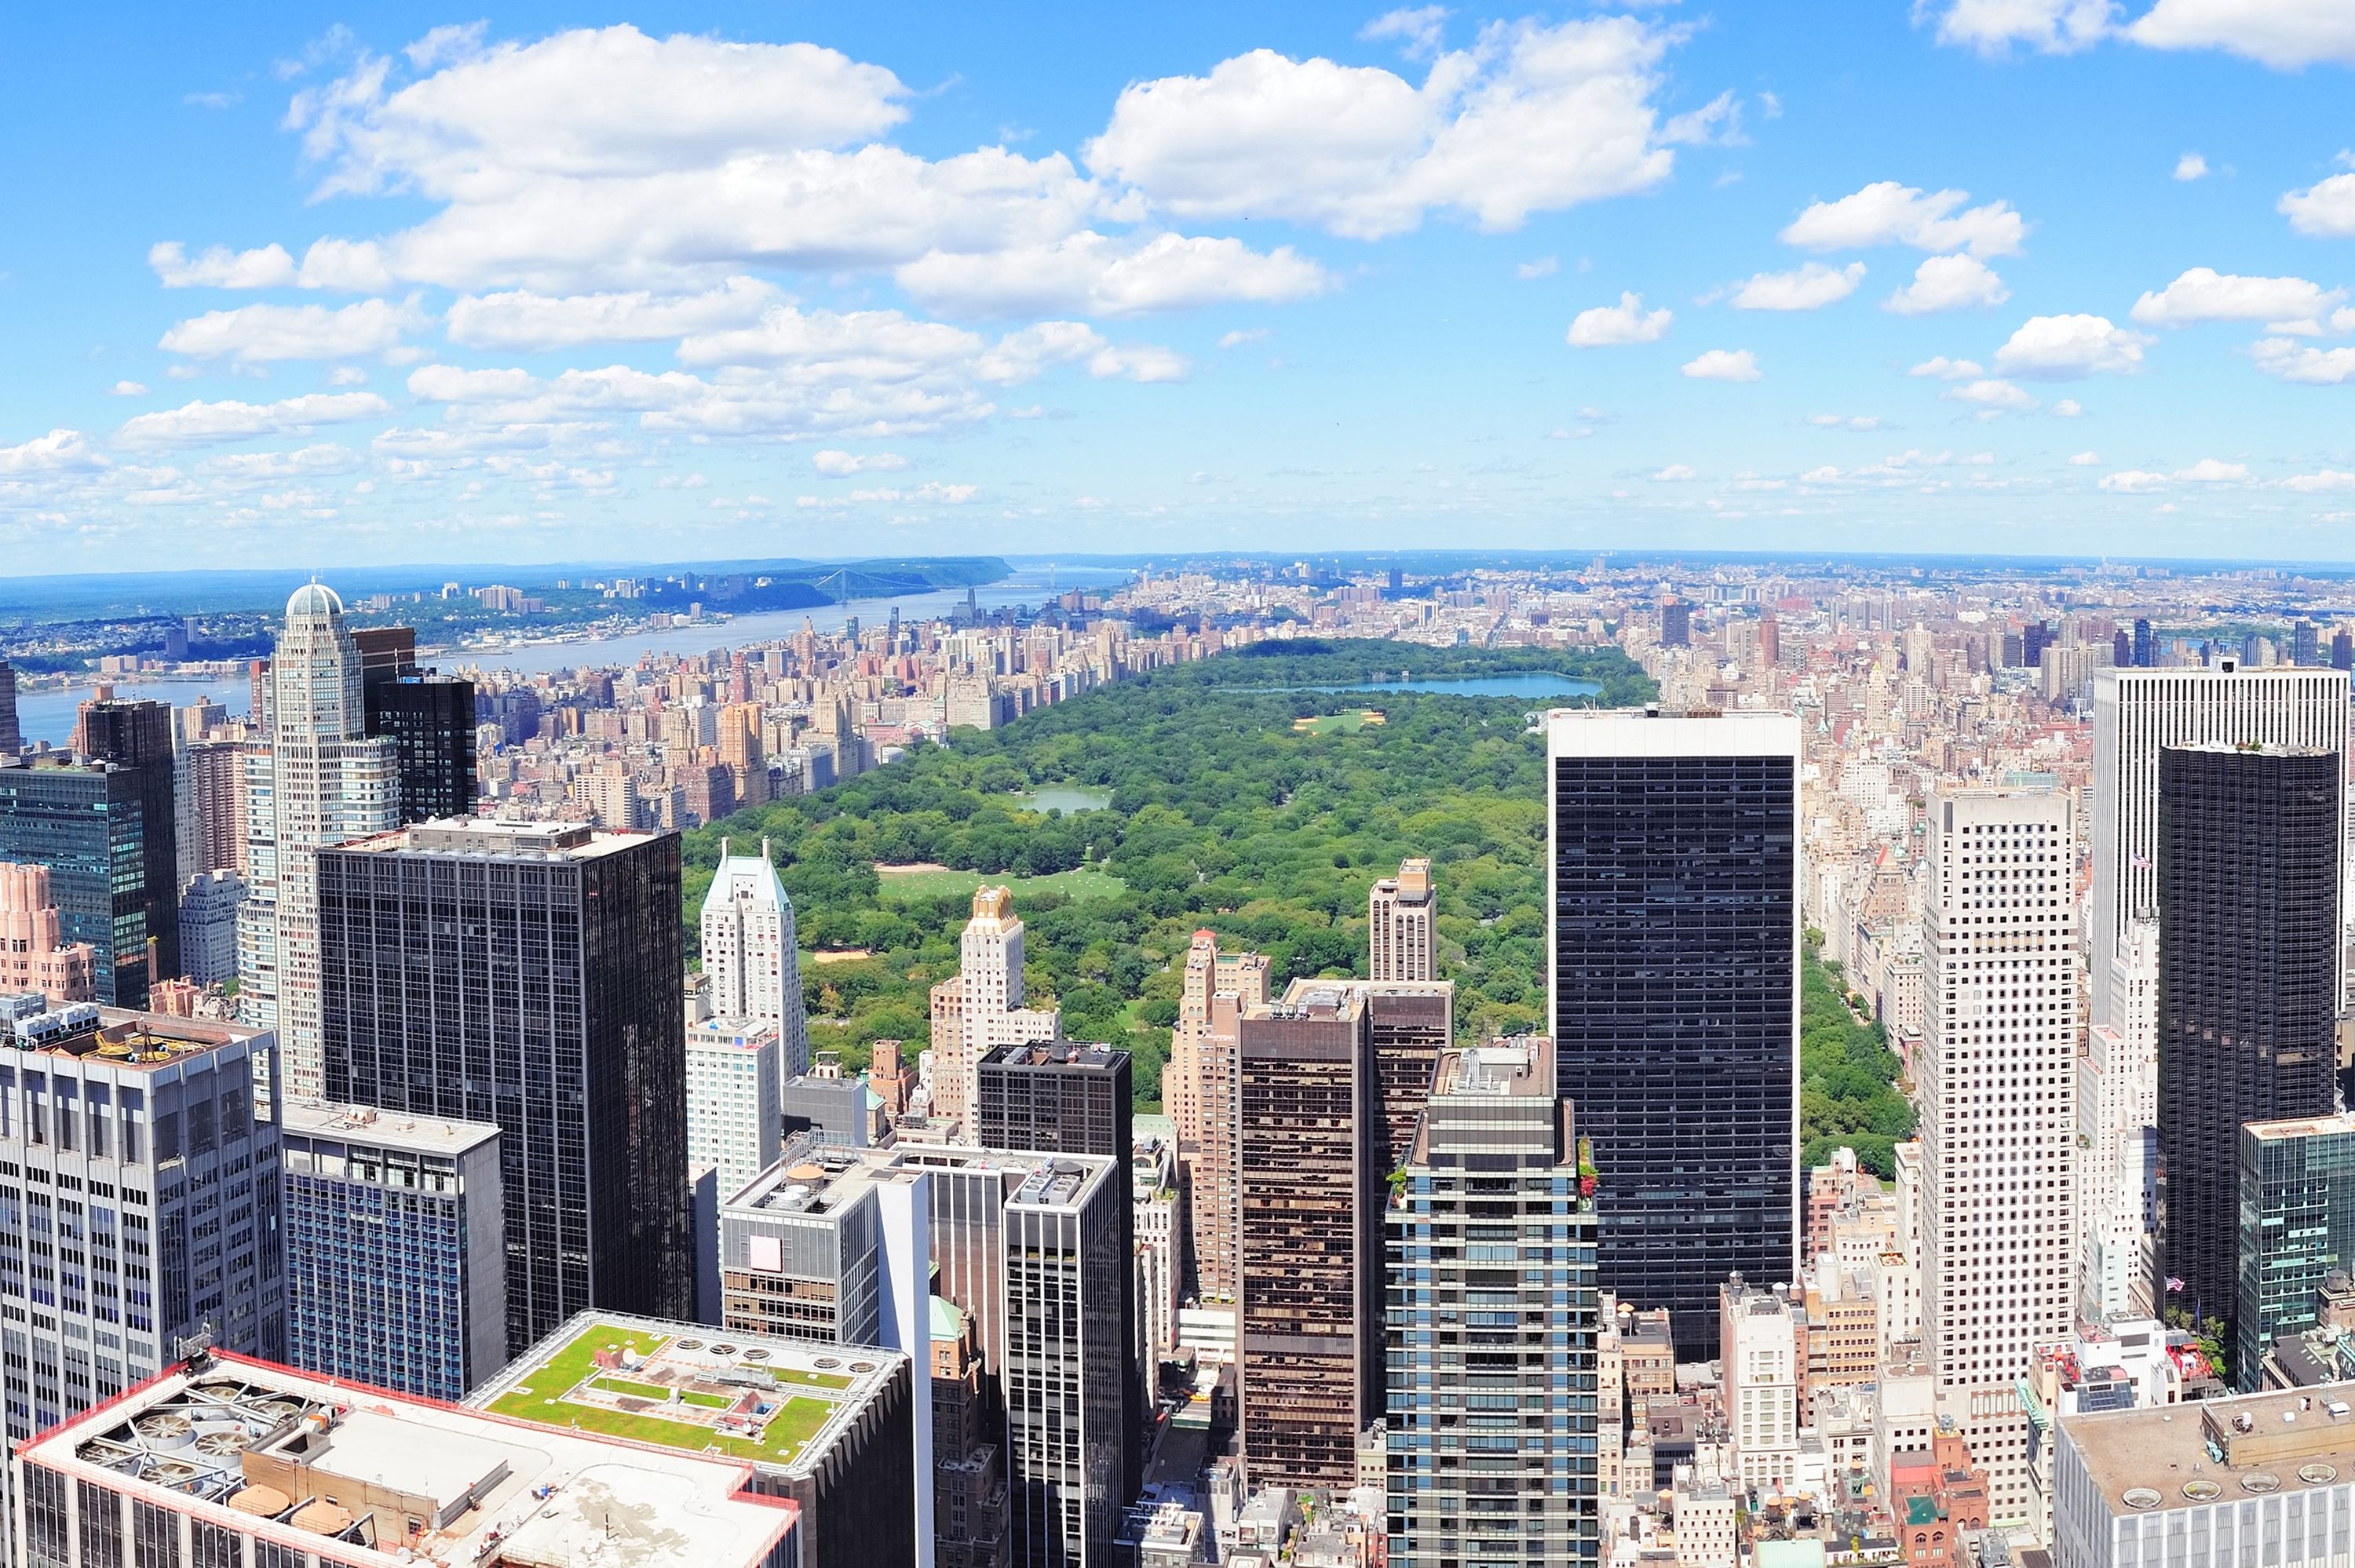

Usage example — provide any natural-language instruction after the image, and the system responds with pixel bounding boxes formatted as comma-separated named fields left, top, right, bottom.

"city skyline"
left=6, top=3, right=2355, bottom=571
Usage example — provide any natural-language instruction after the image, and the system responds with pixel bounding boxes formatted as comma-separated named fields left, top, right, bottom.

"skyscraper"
left=0, top=658, right=17, bottom=754
left=1237, top=980, right=1385, bottom=1490
left=702, top=837, right=810, bottom=1082
left=1167, top=929, right=1267, bottom=1303
left=2156, top=743, right=2341, bottom=1329
left=0, top=753, right=168, bottom=1007
left=72, top=695, right=180, bottom=989
left=687, top=1015, right=783, bottom=1200
left=366, top=668, right=479, bottom=824
left=929, top=886, right=1059, bottom=1132
left=317, top=817, right=693, bottom=1349
left=2131, top=617, right=2154, bottom=669
left=242, top=583, right=400, bottom=1099
left=181, top=736, right=246, bottom=873
left=280, top=1101, right=507, bottom=1402
left=1386, top=1036, right=1599, bottom=1568
left=1546, top=709, right=1800, bottom=1355
left=0, top=861, right=94, bottom=1001
left=1660, top=600, right=1692, bottom=647
left=2236, top=1114, right=2355, bottom=1389
left=1367, top=980, right=1455, bottom=1167
left=1922, top=787, right=2078, bottom=1518
left=1368, top=855, right=1437, bottom=982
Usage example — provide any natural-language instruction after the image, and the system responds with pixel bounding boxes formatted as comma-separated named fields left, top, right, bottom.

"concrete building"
left=1366, top=980, right=1455, bottom=1168
left=0, top=860, right=94, bottom=1001
left=1367, top=856, right=1437, bottom=983
left=976, top=1040, right=1132, bottom=1158
left=1923, top=787, right=2079, bottom=1522
left=1166, top=930, right=1268, bottom=1303
left=1546, top=709, right=1802, bottom=1357
left=240, top=582, right=401, bottom=1099
left=473, top=1310, right=915, bottom=1568
left=0, top=658, right=16, bottom=755
left=17, top=1347, right=803, bottom=1568
left=2238, top=1116, right=2355, bottom=1389
left=1722, top=1273, right=1804, bottom=1493
left=933, top=1296, right=1010, bottom=1568
left=317, top=818, right=693, bottom=1351
left=182, top=737, right=248, bottom=875
left=279, top=1101, right=506, bottom=1402
left=176, top=866, right=246, bottom=988
left=687, top=1016, right=784, bottom=1202
left=927, top=888, right=1060, bottom=1134
left=1386, top=1036, right=1599, bottom=1568
left=1237, top=980, right=1384, bottom=1492
left=1134, top=1128, right=1181, bottom=1369
left=701, top=839, right=809, bottom=1085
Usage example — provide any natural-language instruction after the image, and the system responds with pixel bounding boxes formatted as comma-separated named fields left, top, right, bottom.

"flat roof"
left=334, top=818, right=654, bottom=860
left=2247, top=1113, right=2355, bottom=1143
left=2061, top=1383, right=2355, bottom=1515
left=281, top=1101, right=500, bottom=1157
left=22, top=1351, right=796, bottom=1568
left=2, top=1005, right=265, bottom=1070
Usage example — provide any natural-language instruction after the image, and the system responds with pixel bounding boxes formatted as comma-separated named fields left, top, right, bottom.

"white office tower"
left=238, top=582, right=397, bottom=1099
left=2079, top=928, right=2158, bottom=1322
left=685, top=1016, right=783, bottom=1200
left=926, top=886, right=1059, bottom=1132
left=2083, top=665, right=2347, bottom=1322
left=700, top=837, right=809, bottom=1083
left=1923, top=788, right=2077, bottom=1526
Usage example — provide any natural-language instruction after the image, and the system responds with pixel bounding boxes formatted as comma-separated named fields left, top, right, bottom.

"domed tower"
left=273, top=582, right=367, bottom=743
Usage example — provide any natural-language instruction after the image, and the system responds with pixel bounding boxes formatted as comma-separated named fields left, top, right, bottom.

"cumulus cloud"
left=2068, top=450, right=2101, bottom=465
left=1681, top=348, right=1762, bottom=381
left=1883, top=254, right=2009, bottom=315
left=1567, top=292, right=1671, bottom=346
left=2126, top=0, right=2355, bottom=68
left=2130, top=267, right=2346, bottom=330
left=148, top=241, right=298, bottom=289
left=445, top=277, right=780, bottom=350
left=1908, top=356, right=1984, bottom=380
left=2253, top=337, right=2355, bottom=384
left=1217, top=327, right=1270, bottom=348
left=1919, top=0, right=2115, bottom=55
left=2174, top=457, right=2248, bottom=482
left=2283, top=469, right=2355, bottom=490
left=2099, top=469, right=2169, bottom=492
left=1941, top=377, right=2039, bottom=410
left=158, top=298, right=422, bottom=363
left=1517, top=255, right=1559, bottom=279
left=894, top=232, right=1327, bottom=318
left=115, top=392, right=393, bottom=448
left=2053, top=397, right=2085, bottom=416
left=1780, top=181, right=2026, bottom=258
left=1360, top=5, right=1451, bottom=58
left=2281, top=173, right=2355, bottom=239
left=1727, top=261, right=1865, bottom=312
left=199, top=444, right=367, bottom=483
left=1084, top=16, right=1689, bottom=239
left=1651, top=463, right=1699, bottom=481
left=1992, top=314, right=2150, bottom=378
left=2174, top=151, right=2210, bottom=181
left=812, top=450, right=909, bottom=476
left=108, top=381, right=148, bottom=397
left=0, top=430, right=108, bottom=475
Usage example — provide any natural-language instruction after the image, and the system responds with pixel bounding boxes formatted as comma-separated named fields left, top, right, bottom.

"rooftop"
left=2246, top=1112, right=2355, bottom=1144
left=24, top=1351, right=796, bottom=1568
left=0, top=1001, right=263, bottom=1070
left=280, top=1101, right=501, bottom=1157
left=981, top=1040, right=1126, bottom=1072
left=2061, top=1382, right=2355, bottom=1515
left=336, top=818, right=655, bottom=861
left=1432, top=1037, right=1552, bottom=1099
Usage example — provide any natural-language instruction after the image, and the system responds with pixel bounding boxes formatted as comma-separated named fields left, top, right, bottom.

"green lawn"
left=874, top=864, right=1127, bottom=904
left=482, top=1322, right=833, bottom=1465
left=1291, top=709, right=1383, bottom=734
left=772, top=1366, right=856, bottom=1391
left=592, top=1375, right=673, bottom=1402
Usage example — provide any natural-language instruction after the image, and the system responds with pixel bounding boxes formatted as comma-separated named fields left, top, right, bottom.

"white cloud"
left=813, top=450, right=909, bottom=476
left=2068, top=450, right=2101, bottom=464
left=1360, top=5, right=1451, bottom=58
left=1218, top=328, right=1270, bottom=348
left=108, top=381, right=148, bottom=397
left=2127, top=0, right=2355, bottom=68
left=1517, top=255, right=1560, bottom=279
left=445, top=277, right=780, bottom=350
left=1942, top=377, right=2039, bottom=410
left=1883, top=253, right=2010, bottom=314
left=2130, top=267, right=2346, bottom=329
left=407, top=365, right=542, bottom=402
left=2281, top=174, right=2355, bottom=239
left=115, top=392, right=393, bottom=447
left=2052, top=397, right=2085, bottom=416
left=159, top=298, right=420, bottom=363
left=1780, top=181, right=2027, bottom=258
left=1567, top=292, right=1671, bottom=346
left=2174, top=457, right=2248, bottom=482
left=2174, top=151, right=2210, bottom=181
left=1651, top=463, right=1699, bottom=481
left=1728, top=261, right=1865, bottom=312
left=148, top=241, right=298, bottom=289
left=1807, top=414, right=1883, bottom=430
left=200, top=444, right=366, bottom=483
left=894, top=232, right=1327, bottom=318
left=2099, top=469, right=2170, bottom=492
left=1920, top=0, right=2115, bottom=55
left=1907, top=356, right=1984, bottom=380
left=2253, top=336, right=2355, bottom=384
left=2283, top=469, right=2355, bottom=490
left=1682, top=348, right=1762, bottom=381
left=1085, top=16, right=1687, bottom=239
left=327, top=366, right=369, bottom=386
left=1086, top=342, right=1192, bottom=383
left=0, top=430, right=108, bottom=475
left=1992, top=313, right=2150, bottom=377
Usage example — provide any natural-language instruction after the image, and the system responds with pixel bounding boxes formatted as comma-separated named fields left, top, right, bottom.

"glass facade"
left=2236, top=1115, right=2355, bottom=1388
left=0, top=759, right=156, bottom=1008
left=364, top=672, right=478, bottom=825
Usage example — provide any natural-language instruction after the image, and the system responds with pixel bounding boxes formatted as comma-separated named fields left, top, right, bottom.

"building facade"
left=1546, top=709, right=1801, bottom=1355
left=0, top=861, right=95, bottom=1001
left=175, top=867, right=245, bottom=988
left=0, top=755, right=167, bottom=1008
left=1166, top=931, right=1268, bottom=1304
left=927, top=888, right=1058, bottom=1133
left=702, top=839, right=810, bottom=1084
left=1368, top=856, right=1437, bottom=983
left=2236, top=1115, right=2355, bottom=1390
left=688, top=1016, right=784, bottom=1202
left=363, top=669, right=479, bottom=826
left=72, top=697, right=181, bottom=991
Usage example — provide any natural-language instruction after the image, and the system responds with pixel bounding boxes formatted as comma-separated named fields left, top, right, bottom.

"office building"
left=688, top=1016, right=784, bottom=1202
left=72, top=696, right=181, bottom=990
left=2053, top=1383, right=2355, bottom=1568
left=280, top=1102, right=506, bottom=1402
left=0, top=753, right=169, bottom=1008
left=1720, top=1274, right=1803, bottom=1493
left=0, top=860, right=95, bottom=1000
left=2157, top=744, right=2341, bottom=1328
left=2237, top=1115, right=2355, bottom=1389
left=1922, top=787, right=2078, bottom=1519
left=243, top=583, right=401, bottom=1099
left=365, top=669, right=479, bottom=824
left=1368, top=856, right=1437, bottom=982
left=2130, top=618, right=2154, bottom=669
left=1546, top=709, right=1801, bottom=1355
left=928, top=887, right=1059, bottom=1133
left=1134, top=1129, right=1181, bottom=1368
left=20, top=1348, right=803, bottom=1568
left=782, top=1069, right=879, bottom=1147
left=182, top=737, right=246, bottom=874
left=0, top=658, right=17, bottom=754
left=1660, top=600, right=1692, bottom=647
left=933, top=1296, right=1010, bottom=1568
left=317, top=817, right=693, bottom=1351
left=1166, top=930, right=1268, bottom=1303
left=1367, top=981, right=1455, bottom=1166
left=1237, top=979, right=1385, bottom=1490
left=177, top=866, right=246, bottom=987
left=1385, top=1036, right=1600, bottom=1568
left=473, top=1311, right=915, bottom=1568
left=701, top=838, right=810, bottom=1084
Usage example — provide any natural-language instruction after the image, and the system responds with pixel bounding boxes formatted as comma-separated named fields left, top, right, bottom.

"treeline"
left=1799, top=946, right=1918, bottom=1177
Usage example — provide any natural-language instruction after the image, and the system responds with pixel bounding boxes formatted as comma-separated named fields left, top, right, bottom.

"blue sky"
left=4, top=0, right=2354, bottom=571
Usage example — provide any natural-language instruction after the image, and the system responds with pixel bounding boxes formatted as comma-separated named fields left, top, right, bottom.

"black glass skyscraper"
left=2132, top=617, right=2155, bottom=668
left=0, top=755, right=158, bottom=1006
left=2156, top=742, right=2341, bottom=1326
left=365, top=672, right=478, bottom=822
left=1546, top=710, right=1800, bottom=1356
left=0, top=661, right=19, bottom=754
left=316, top=819, right=692, bottom=1350
left=74, top=697, right=180, bottom=987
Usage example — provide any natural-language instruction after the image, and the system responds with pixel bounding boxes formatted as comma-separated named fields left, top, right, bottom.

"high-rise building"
left=0, top=860, right=95, bottom=1000
left=1386, top=1036, right=1599, bottom=1568
left=1237, top=980, right=1384, bottom=1490
left=366, top=669, right=479, bottom=824
left=1166, top=930, right=1267, bottom=1303
left=1922, top=787, right=2078, bottom=1519
left=2236, top=1114, right=2355, bottom=1389
left=20, top=1348, right=807, bottom=1568
left=280, top=1101, right=506, bottom=1402
left=933, top=1296, right=1011, bottom=1568
left=702, top=838, right=810, bottom=1083
left=1367, top=981, right=1455, bottom=1167
left=2295, top=620, right=2321, bottom=667
left=2336, top=628, right=2354, bottom=673
left=2156, top=743, right=2341, bottom=1329
left=688, top=1016, right=784, bottom=1202
left=0, top=753, right=169, bottom=1008
left=928, top=887, right=1059, bottom=1132
left=181, top=736, right=246, bottom=874
left=71, top=696, right=181, bottom=991
left=2131, top=618, right=2154, bottom=669
left=1719, top=1274, right=1803, bottom=1493
left=1546, top=709, right=1800, bottom=1356
left=242, top=583, right=400, bottom=1099
left=176, top=866, right=246, bottom=986
left=1368, top=855, right=1437, bottom=982
left=0, top=1001, right=286, bottom=1556
left=316, top=817, right=693, bottom=1350
left=1660, top=600, right=1692, bottom=647
left=0, top=658, right=18, bottom=754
